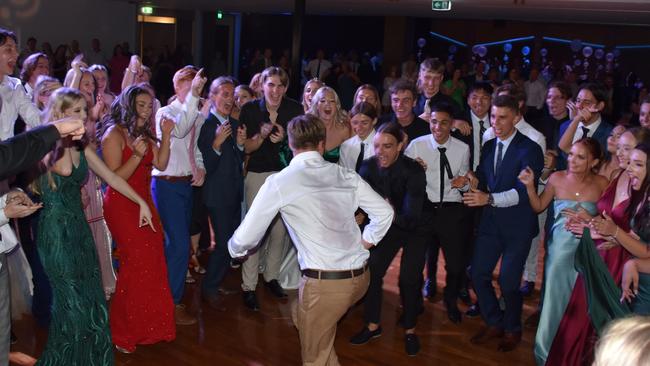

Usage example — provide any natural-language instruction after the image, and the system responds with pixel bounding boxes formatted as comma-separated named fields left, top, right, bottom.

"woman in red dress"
left=100, top=84, right=175, bottom=353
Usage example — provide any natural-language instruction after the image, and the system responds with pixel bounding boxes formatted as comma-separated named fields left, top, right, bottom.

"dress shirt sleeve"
left=173, top=94, right=201, bottom=138
left=228, top=177, right=282, bottom=257
left=0, top=194, right=8, bottom=227
left=15, top=85, right=41, bottom=128
left=358, top=177, right=394, bottom=246
left=491, top=189, right=519, bottom=207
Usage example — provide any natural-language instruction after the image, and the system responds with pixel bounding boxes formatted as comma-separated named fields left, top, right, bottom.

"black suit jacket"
left=475, top=131, right=544, bottom=239
left=0, top=125, right=60, bottom=180
left=197, top=114, right=245, bottom=209
left=451, top=110, right=486, bottom=170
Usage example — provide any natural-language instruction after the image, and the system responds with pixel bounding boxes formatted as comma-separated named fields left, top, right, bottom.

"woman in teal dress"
left=34, top=88, right=153, bottom=365
left=518, top=138, right=609, bottom=365
left=308, top=86, right=351, bottom=163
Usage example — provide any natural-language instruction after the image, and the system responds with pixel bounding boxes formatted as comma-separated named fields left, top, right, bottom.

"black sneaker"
left=349, top=326, right=382, bottom=345
left=404, top=334, right=420, bottom=356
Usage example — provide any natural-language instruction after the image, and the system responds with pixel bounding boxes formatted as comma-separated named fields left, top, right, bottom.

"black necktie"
left=479, top=120, right=486, bottom=140
left=495, top=142, right=504, bottom=177
left=579, top=126, right=589, bottom=140
left=438, top=147, right=453, bottom=203
left=355, top=142, right=365, bottom=173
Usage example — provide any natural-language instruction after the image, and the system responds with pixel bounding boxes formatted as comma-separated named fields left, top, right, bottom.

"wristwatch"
left=487, top=193, right=494, bottom=206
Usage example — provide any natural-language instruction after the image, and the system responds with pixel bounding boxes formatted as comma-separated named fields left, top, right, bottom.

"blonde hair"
left=302, top=78, right=324, bottom=112
left=308, top=86, right=348, bottom=127
left=33, top=75, right=62, bottom=110
left=31, top=88, right=86, bottom=194
left=594, top=316, right=650, bottom=366
left=288, top=114, right=326, bottom=150
left=172, top=65, right=198, bottom=88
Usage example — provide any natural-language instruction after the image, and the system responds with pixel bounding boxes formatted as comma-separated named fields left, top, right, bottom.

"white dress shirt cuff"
left=492, top=188, right=519, bottom=207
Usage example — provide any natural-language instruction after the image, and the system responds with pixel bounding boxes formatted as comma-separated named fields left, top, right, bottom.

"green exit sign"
left=432, top=0, right=452, bottom=11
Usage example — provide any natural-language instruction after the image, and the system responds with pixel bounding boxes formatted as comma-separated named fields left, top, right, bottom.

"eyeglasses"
left=575, top=98, right=595, bottom=106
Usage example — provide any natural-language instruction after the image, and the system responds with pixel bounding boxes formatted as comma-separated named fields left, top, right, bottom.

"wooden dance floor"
left=12, top=251, right=539, bottom=365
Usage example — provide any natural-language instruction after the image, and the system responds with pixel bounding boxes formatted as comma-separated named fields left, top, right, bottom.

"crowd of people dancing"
left=1, top=25, right=650, bottom=365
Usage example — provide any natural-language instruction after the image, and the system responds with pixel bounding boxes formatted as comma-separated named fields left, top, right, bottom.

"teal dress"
left=323, top=146, right=341, bottom=164
left=534, top=200, right=597, bottom=365
left=36, top=151, right=114, bottom=366
left=630, top=218, right=650, bottom=315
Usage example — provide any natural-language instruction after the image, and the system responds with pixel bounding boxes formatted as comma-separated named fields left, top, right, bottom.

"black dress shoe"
left=243, top=290, right=260, bottom=311
left=404, top=334, right=420, bottom=356
left=520, top=281, right=535, bottom=297
left=423, top=279, right=436, bottom=300
left=465, top=303, right=481, bottom=317
left=445, top=301, right=462, bottom=324
left=349, top=326, right=382, bottom=345
left=264, top=279, right=288, bottom=298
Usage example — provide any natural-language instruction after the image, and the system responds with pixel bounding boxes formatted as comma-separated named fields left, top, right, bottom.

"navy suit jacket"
left=557, top=119, right=613, bottom=170
left=475, top=131, right=544, bottom=239
left=197, top=113, right=245, bottom=209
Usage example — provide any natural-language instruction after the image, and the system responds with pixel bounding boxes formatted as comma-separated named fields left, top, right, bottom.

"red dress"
left=103, top=142, right=176, bottom=352
left=545, top=173, right=631, bottom=366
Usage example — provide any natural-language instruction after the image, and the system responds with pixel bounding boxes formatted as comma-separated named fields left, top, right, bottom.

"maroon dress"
left=545, top=173, right=631, bottom=366
left=103, top=142, right=175, bottom=352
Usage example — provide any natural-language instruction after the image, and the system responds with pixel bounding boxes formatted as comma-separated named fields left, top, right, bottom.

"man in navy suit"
left=463, top=95, right=544, bottom=352
left=197, top=76, right=247, bottom=309
left=556, top=83, right=613, bottom=170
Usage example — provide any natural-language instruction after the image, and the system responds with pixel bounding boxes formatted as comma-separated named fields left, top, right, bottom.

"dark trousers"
left=422, top=202, right=468, bottom=304
left=471, top=215, right=533, bottom=333
left=201, top=202, right=240, bottom=296
left=364, top=226, right=427, bottom=329
left=152, top=178, right=193, bottom=304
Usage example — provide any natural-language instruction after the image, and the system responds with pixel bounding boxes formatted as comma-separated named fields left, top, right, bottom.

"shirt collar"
left=210, top=108, right=229, bottom=124
left=579, top=116, right=602, bottom=132
left=361, top=129, right=376, bottom=145
left=430, top=134, right=450, bottom=149
left=289, top=150, right=324, bottom=165
left=497, top=129, right=517, bottom=145
left=470, top=111, right=489, bottom=124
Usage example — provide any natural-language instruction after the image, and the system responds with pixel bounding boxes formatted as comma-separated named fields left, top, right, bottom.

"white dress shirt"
left=524, top=79, right=547, bottom=109
left=228, top=151, right=394, bottom=271
left=339, top=129, right=376, bottom=170
left=470, top=111, right=489, bottom=171
left=306, top=59, right=332, bottom=79
left=482, top=117, right=546, bottom=153
left=152, top=94, right=204, bottom=177
left=572, top=117, right=603, bottom=143
left=0, top=76, right=41, bottom=140
left=489, top=131, right=520, bottom=208
left=405, top=135, right=469, bottom=203
left=0, top=194, right=19, bottom=270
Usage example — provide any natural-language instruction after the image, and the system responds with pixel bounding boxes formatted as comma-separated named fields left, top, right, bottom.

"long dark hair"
left=98, top=84, right=157, bottom=142
left=630, top=143, right=650, bottom=236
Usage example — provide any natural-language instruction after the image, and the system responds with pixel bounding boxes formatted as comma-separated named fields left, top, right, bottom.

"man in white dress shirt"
left=152, top=65, right=207, bottom=326
left=405, top=101, right=470, bottom=324
left=0, top=29, right=41, bottom=140
left=339, top=101, right=377, bottom=171
left=229, top=114, right=393, bottom=366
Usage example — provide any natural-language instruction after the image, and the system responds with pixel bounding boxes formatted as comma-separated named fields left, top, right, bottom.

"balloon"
left=540, top=48, right=548, bottom=57
left=477, top=46, right=488, bottom=58
left=503, top=55, right=509, bottom=61
left=417, top=38, right=426, bottom=48
left=472, top=45, right=480, bottom=55
left=594, top=48, right=605, bottom=59
left=448, top=45, right=457, bottom=54
left=606, top=52, right=615, bottom=62
left=570, top=39, right=583, bottom=52
left=583, top=61, right=590, bottom=68
left=521, top=46, right=531, bottom=56
left=503, top=43, right=513, bottom=53
left=574, top=59, right=582, bottom=67
left=582, top=46, right=593, bottom=58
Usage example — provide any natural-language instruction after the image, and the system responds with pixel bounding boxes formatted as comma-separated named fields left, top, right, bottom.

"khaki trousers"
left=242, top=171, right=288, bottom=290
left=292, top=270, right=370, bottom=366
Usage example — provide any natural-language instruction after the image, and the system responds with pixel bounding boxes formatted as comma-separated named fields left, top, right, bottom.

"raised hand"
left=518, top=166, right=535, bottom=187
left=128, top=55, right=142, bottom=74
left=160, top=116, right=175, bottom=137
left=567, top=100, right=578, bottom=120
left=71, top=53, right=87, bottom=71
left=191, top=68, right=208, bottom=97
left=52, top=117, right=86, bottom=140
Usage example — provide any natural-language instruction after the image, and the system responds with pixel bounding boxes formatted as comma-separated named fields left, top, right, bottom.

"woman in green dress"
left=308, top=86, right=351, bottom=163
left=34, top=88, right=153, bottom=365
left=518, top=138, right=609, bottom=365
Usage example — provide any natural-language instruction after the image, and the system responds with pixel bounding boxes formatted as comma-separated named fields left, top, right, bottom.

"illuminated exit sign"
left=432, top=1, right=452, bottom=11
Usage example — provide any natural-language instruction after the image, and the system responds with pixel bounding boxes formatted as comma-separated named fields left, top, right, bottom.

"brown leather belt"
left=155, top=175, right=192, bottom=183
left=302, top=264, right=368, bottom=280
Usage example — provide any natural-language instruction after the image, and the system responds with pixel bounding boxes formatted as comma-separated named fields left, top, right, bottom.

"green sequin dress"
left=36, top=151, right=114, bottom=366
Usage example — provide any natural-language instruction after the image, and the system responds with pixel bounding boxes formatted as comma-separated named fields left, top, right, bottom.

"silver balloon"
left=582, top=46, right=593, bottom=58
left=472, top=45, right=480, bottom=55
left=540, top=48, right=548, bottom=57
left=477, top=46, right=488, bottom=58
left=417, top=38, right=426, bottom=48
left=574, top=59, right=582, bottom=67
left=606, top=52, right=615, bottom=62
left=583, top=61, right=589, bottom=68
left=594, top=48, right=605, bottom=60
